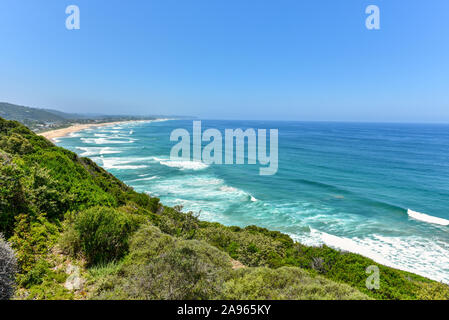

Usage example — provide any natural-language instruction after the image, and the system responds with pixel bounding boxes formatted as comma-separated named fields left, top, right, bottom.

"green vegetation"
left=93, top=225, right=234, bottom=300
left=221, top=267, right=369, bottom=300
left=0, top=116, right=448, bottom=300
left=9, top=213, right=59, bottom=287
left=60, top=207, right=141, bottom=266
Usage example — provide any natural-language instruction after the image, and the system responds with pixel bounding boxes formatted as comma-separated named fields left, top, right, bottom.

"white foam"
left=100, top=147, right=121, bottom=155
left=220, top=186, right=238, bottom=193
left=158, top=159, right=209, bottom=170
left=138, top=173, right=152, bottom=177
left=77, top=147, right=122, bottom=157
left=310, top=229, right=397, bottom=267
left=127, top=176, right=159, bottom=182
left=77, top=147, right=96, bottom=157
left=407, top=209, right=449, bottom=226
left=99, top=157, right=148, bottom=170
left=81, top=137, right=135, bottom=145
left=139, top=175, right=256, bottom=210
left=295, top=228, right=449, bottom=284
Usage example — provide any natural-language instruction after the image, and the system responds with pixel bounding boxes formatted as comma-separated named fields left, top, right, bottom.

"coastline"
left=2, top=116, right=446, bottom=299
left=38, top=120, right=152, bottom=142
left=49, top=120, right=449, bottom=285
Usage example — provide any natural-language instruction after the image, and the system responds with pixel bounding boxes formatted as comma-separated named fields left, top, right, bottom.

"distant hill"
left=0, top=102, right=162, bottom=132
left=0, top=102, right=69, bottom=123
left=41, top=108, right=89, bottom=120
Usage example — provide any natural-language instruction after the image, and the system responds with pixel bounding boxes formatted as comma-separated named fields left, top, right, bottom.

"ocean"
left=56, top=120, right=449, bottom=283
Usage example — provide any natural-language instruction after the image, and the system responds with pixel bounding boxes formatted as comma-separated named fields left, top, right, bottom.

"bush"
left=127, top=192, right=160, bottom=213
left=125, top=224, right=175, bottom=264
left=152, top=206, right=200, bottom=239
left=221, top=267, right=370, bottom=300
left=9, top=214, right=59, bottom=287
left=0, top=155, right=28, bottom=237
left=0, top=233, right=18, bottom=300
left=93, top=225, right=233, bottom=300
left=61, top=207, right=139, bottom=266
left=23, top=266, right=73, bottom=300
left=0, top=133, right=34, bottom=155
left=195, top=223, right=290, bottom=267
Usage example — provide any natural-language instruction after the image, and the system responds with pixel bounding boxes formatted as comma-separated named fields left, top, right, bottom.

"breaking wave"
left=407, top=209, right=449, bottom=226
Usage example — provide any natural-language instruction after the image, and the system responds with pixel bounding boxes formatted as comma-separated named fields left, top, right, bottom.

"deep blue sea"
left=56, top=120, right=449, bottom=283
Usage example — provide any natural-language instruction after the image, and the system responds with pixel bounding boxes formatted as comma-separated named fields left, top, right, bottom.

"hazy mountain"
left=0, top=102, right=68, bottom=122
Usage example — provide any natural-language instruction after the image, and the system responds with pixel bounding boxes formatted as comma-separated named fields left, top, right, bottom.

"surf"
left=407, top=209, right=449, bottom=226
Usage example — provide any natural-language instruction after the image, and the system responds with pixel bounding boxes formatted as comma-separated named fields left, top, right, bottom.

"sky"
left=0, top=0, right=448, bottom=121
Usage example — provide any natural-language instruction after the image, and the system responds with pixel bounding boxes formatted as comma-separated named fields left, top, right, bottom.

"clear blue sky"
left=0, top=0, right=448, bottom=121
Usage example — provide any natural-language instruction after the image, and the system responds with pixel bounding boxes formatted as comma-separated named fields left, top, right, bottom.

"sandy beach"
left=38, top=120, right=151, bottom=142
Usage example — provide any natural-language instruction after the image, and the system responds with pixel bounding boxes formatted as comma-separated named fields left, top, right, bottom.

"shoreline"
left=47, top=120, right=448, bottom=285
left=38, top=120, right=153, bottom=142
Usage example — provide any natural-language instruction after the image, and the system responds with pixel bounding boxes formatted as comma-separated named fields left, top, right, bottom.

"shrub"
left=221, top=267, right=370, bottom=300
left=152, top=206, right=200, bottom=239
left=24, top=266, right=73, bottom=300
left=0, top=233, right=18, bottom=300
left=0, top=133, right=34, bottom=155
left=61, top=206, right=138, bottom=266
left=127, top=192, right=160, bottom=213
left=22, top=166, right=69, bottom=220
left=125, top=225, right=175, bottom=264
left=0, top=155, right=28, bottom=237
left=195, top=223, right=289, bottom=267
left=9, top=214, right=59, bottom=287
left=93, top=225, right=233, bottom=300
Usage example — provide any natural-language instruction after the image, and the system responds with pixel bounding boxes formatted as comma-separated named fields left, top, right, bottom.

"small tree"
left=0, top=233, right=18, bottom=300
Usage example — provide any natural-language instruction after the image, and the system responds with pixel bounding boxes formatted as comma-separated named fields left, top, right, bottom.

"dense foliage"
left=0, top=116, right=448, bottom=300
left=221, top=267, right=369, bottom=300
left=93, top=225, right=234, bottom=300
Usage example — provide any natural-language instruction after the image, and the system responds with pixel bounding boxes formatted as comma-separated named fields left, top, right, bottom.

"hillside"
left=0, top=117, right=448, bottom=300
left=0, top=102, right=64, bottom=119
left=0, top=102, right=86, bottom=132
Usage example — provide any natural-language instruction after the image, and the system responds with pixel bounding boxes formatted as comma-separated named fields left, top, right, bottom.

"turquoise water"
left=57, top=120, right=449, bottom=283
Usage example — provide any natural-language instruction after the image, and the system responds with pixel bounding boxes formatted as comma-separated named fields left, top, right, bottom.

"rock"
left=231, top=259, right=246, bottom=270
